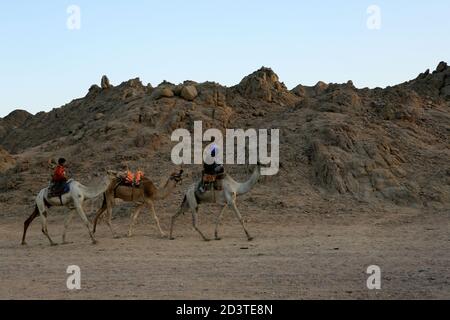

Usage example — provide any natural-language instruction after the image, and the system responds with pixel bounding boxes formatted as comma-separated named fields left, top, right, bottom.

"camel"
left=21, top=174, right=115, bottom=246
left=169, top=163, right=264, bottom=241
left=92, top=169, right=184, bottom=238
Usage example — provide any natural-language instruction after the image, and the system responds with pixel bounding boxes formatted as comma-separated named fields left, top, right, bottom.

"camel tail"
left=21, top=205, right=39, bottom=245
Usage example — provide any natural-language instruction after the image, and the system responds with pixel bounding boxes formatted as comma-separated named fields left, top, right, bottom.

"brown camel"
left=93, top=169, right=183, bottom=238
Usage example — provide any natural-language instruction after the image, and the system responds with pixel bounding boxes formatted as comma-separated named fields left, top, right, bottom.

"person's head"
left=58, top=158, right=66, bottom=166
left=210, top=144, right=218, bottom=158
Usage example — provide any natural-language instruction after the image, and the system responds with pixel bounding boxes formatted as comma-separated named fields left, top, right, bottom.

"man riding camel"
left=199, top=137, right=224, bottom=193
left=50, top=158, right=69, bottom=196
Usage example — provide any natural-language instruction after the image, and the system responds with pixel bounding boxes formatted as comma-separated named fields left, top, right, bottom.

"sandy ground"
left=0, top=202, right=449, bottom=300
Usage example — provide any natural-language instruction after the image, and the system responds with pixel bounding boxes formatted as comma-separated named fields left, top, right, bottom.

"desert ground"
left=1, top=194, right=448, bottom=300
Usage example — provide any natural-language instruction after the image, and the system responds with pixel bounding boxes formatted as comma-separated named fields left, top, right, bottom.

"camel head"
left=256, top=161, right=271, bottom=169
left=106, top=169, right=119, bottom=176
left=168, top=169, right=184, bottom=185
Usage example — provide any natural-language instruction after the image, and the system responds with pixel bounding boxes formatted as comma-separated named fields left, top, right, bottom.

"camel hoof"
left=169, top=237, right=175, bottom=240
left=113, top=235, right=121, bottom=239
left=62, top=241, right=73, bottom=245
left=215, top=237, right=222, bottom=241
left=50, top=243, right=58, bottom=247
left=21, top=241, right=27, bottom=246
left=247, top=237, right=254, bottom=241
left=92, top=240, right=98, bottom=245
left=203, top=238, right=211, bottom=242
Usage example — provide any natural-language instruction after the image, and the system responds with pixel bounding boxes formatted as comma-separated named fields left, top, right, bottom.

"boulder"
left=180, top=85, right=198, bottom=101
left=151, top=87, right=174, bottom=100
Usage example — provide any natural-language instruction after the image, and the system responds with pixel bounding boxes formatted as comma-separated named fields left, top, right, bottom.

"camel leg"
left=214, top=205, right=227, bottom=240
left=21, top=206, right=39, bottom=245
left=75, top=203, right=97, bottom=245
left=93, top=198, right=118, bottom=238
left=40, top=211, right=57, bottom=246
left=105, top=205, right=119, bottom=239
left=92, top=202, right=107, bottom=234
left=62, top=210, right=75, bottom=244
left=149, top=201, right=166, bottom=238
left=127, top=204, right=144, bottom=237
left=192, top=207, right=210, bottom=242
left=229, top=201, right=253, bottom=241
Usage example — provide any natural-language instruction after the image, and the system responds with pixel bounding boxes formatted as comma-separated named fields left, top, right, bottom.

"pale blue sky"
left=1, top=1, right=449, bottom=117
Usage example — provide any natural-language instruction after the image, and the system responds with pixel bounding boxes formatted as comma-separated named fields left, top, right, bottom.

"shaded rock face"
left=0, top=62, right=449, bottom=209
left=305, top=115, right=413, bottom=205
left=0, top=148, right=15, bottom=173
left=370, top=88, right=424, bottom=123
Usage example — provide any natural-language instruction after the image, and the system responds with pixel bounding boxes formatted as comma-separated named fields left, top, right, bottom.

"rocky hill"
left=1, top=62, right=449, bottom=215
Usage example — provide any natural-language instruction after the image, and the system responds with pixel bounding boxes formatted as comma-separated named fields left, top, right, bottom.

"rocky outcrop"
left=101, top=75, right=112, bottom=89
left=233, top=67, right=294, bottom=103
left=0, top=62, right=449, bottom=209
left=2, top=110, right=33, bottom=128
left=406, top=61, right=450, bottom=99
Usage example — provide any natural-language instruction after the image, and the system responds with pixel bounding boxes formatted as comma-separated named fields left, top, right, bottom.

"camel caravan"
left=20, top=150, right=266, bottom=246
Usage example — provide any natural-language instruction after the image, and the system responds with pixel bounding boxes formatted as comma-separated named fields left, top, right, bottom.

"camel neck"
left=155, top=179, right=176, bottom=200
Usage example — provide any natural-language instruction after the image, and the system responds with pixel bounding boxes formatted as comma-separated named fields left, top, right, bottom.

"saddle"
left=112, top=176, right=145, bottom=203
left=48, top=181, right=71, bottom=198
left=117, top=176, right=142, bottom=189
left=47, top=180, right=72, bottom=206
left=199, top=173, right=225, bottom=192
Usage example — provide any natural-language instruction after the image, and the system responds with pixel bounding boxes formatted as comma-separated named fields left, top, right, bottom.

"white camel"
left=21, top=174, right=114, bottom=246
left=169, top=163, right=264, bottom=241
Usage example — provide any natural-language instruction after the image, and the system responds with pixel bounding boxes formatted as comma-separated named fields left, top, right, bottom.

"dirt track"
left=1, top=201, right=448, bottom=300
